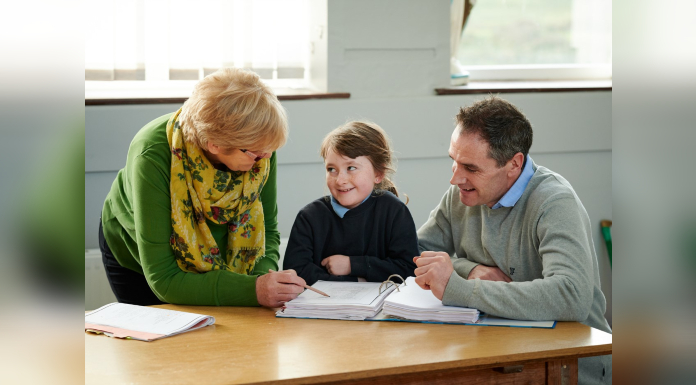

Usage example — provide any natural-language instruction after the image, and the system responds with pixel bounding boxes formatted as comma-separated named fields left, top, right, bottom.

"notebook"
left=276, top=276, right=556, bottom=329
left=85, top=303, right=216, bottom=341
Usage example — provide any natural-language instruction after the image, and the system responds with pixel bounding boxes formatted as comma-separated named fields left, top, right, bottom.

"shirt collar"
left=491, top=155, right=535, bottom=209
left=330, top=193, right=371, bottom=218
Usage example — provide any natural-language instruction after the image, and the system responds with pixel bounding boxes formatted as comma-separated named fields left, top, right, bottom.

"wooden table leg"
left=546, top=358, right=578, bottom=385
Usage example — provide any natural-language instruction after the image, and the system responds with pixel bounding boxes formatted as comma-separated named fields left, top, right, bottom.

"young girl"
left=283, top=121, right=419, bottom=285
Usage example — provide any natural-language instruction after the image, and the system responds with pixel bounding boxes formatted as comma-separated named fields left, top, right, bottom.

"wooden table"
left=85, top=305, right=612, bottom=384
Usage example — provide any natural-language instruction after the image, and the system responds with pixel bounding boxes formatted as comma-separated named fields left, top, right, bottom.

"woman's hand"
left=321, top=255, right=351, bottom=276
left=255, top=269, right=306, bottom=308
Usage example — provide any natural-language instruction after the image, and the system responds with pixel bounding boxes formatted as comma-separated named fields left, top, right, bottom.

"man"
left=415, top=96, right=611, bottom=385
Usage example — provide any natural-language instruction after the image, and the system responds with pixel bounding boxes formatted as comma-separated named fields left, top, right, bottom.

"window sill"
left=435, top=79, right=612, bottom=95
left=85, top=87, right=350, bottom=106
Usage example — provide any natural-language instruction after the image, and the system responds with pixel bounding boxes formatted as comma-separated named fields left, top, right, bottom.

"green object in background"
left=600, top=220, right=612, bottom=268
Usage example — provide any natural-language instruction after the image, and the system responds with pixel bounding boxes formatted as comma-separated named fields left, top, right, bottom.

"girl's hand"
left=321, top=255, right=351, bottom=276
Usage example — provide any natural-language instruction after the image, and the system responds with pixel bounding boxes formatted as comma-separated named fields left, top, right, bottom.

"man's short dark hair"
left=455, top=95, right=533, bottom=167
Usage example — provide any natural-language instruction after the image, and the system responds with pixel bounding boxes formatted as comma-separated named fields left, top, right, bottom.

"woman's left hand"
left=321, top=255, right=351, bottom=276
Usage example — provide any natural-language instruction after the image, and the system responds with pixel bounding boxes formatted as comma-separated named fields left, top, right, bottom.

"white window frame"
left=465, top=63, right=611, bottom=82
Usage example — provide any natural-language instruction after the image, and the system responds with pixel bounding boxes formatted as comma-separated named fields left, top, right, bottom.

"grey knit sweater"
left=417, top=161, right=611, bottom=385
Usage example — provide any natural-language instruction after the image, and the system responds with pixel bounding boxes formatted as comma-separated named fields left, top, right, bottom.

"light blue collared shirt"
left=491, top=155, right=535, bottom=209
left=330, top=194, right=371, bottom=218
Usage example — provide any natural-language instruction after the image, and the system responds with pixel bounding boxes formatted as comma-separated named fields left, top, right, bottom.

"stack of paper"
left=382, top=277, right=479, bottom=324
left=277, top=281, right=397, bottom=321
left=85, top=303, right=216, bottom=341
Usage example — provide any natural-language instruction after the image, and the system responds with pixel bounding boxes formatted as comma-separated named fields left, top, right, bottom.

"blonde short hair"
left=180, top=68, right=288, bottom=153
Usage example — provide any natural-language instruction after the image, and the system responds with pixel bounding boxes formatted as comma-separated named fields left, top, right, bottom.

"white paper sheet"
left=85, top=303, right=214, bottom=336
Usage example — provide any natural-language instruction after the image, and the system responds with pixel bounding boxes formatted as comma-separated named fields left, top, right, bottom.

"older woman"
left=99, top=68, right=305, bottom=307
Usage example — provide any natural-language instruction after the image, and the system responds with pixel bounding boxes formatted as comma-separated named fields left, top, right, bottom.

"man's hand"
left=467, top=265, right=512, bottom=282
left=321, top=255, right=351, bottom=276
left=413, top=251, right=454, bottom=300
left=255, top=269, right=306, bottom=308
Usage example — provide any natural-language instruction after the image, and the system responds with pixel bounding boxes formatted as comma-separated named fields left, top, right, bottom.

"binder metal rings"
left=379, top=274, right=406, bottom=294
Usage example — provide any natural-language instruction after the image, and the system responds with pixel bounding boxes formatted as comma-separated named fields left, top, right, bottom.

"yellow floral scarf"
left=166, top=109, right=269, bottom=275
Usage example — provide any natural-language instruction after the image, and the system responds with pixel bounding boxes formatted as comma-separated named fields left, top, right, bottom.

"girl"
left=283, top=121, right=419, bottom=285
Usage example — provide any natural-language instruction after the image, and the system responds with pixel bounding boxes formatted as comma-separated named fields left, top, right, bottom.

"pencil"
left=268, top=269, right=330, bottom=297
left=302, top=284, right=330, bottom=297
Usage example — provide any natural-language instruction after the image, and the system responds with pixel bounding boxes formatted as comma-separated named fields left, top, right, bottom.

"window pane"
left=457, top=0, right=611, bottom=66
left=85, top=0, right=309, bottom=81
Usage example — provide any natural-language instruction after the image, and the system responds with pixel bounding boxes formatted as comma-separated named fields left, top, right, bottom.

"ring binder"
left=276, top=278, right=556, bottom=328
left=379, top=274, right=406, bottom=294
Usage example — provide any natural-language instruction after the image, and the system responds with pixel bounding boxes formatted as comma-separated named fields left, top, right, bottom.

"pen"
left=269, top=269, right=330, bottom=297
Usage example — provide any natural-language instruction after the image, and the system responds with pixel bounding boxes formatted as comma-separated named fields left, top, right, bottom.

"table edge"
left=244, top=343, right=612, bottom=385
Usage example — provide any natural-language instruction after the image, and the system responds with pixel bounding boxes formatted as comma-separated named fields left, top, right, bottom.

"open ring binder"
left=276, top=277, right=555, bottom=328
left=379, top=274, right=406, bottom=294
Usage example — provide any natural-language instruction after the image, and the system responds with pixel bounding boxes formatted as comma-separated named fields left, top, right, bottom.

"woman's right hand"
left=255, top=269, right=306, bottom=308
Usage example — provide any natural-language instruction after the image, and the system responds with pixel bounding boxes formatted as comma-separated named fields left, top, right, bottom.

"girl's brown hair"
left=320, top=121, right=406, bottom=201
